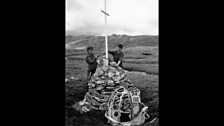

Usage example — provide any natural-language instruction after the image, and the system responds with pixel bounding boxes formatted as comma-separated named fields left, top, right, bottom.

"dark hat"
left=87, top=46, right=93, bottom=50
left=118, top=44, right=123, bottom=49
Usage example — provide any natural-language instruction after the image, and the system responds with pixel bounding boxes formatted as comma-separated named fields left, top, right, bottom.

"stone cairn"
left=73, top=57, right=149, bottom=126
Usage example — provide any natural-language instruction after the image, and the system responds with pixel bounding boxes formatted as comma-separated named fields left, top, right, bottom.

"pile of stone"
left=74, top=61, right=134, bottom=112
left=73, top=58, right=149, bottom=125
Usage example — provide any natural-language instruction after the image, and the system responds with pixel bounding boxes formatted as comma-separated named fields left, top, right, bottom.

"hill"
left=66, top=34, right=158, bottom=52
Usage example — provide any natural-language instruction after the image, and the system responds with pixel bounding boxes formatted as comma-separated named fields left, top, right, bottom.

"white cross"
left=100, top=0, right=110, bottom=66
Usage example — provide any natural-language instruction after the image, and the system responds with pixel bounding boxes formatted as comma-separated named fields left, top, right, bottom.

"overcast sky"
left=66, top=0, right=158, bottom=36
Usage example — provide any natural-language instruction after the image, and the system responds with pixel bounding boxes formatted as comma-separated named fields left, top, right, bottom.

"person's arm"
left=87, top=56, right=97, bottom=64
left=100, top=50, right=114, bottom=56
left=108, top=50, right=115, bottom=55
left=86, top=70, right=91, bottom=82
left=117, top=53, right=124, bottom=66
left=85, top=56, right=90, bottom=64
left=117, top=61, right=121, bottom=66
left=87, top=72, right=92, bottom=81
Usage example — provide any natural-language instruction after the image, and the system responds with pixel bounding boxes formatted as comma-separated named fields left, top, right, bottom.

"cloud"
left=66, top=0, right=84, bottom=11
left=66, top=0, right=158, bottom=35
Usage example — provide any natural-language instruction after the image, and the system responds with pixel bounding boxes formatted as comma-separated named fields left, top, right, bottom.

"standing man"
left=108, top=44, right=124, bottom=68
left=85, top=46, right=98, bottom=82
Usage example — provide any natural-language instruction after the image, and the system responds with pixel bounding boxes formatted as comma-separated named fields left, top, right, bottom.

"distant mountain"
left=65, top=34, right=158, bottom=51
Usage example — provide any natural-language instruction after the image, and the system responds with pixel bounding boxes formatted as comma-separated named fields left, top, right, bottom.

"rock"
left=108, top=71, right=115, bottom=78
left=101, top=91, right=112, bottom=95
left=100, top=76, right=106, bottom=80
left=112, top=76, right=121, bottom=82
left=91, top=98, right=101, bottom=106
left=88, top=82, right=96, bottom=88
left=120, top=73, right=126, bottom=79
left=102, top=66, right=109, bottom=72
left=95, top=68, right=104, bottom=76
left=81, top=106, right=90, bottom=112
left=109, top=66, right=116, bottom=72
left=107, top=79, right=115, bottom=86
left=115, top=71, right=120, bottom=76
left=92, top=76, right=101, bottom=81
left=95, top=85, right=105, bottom=90
left=106, top=86, right=116, bottom=90
left=109, top=62, right=117, bottom=67
left=72, top=102, right=82, bottom=112
left=96, top=80, right=105, bottom=85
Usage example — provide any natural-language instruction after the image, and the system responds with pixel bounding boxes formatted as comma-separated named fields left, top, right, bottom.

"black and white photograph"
left=65, top=0, right=158, bottom=125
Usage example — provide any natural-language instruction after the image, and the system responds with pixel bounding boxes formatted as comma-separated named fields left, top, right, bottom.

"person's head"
left=86, top=46, right=93, bottom=55
left=116, top=44, right=123, bottom=52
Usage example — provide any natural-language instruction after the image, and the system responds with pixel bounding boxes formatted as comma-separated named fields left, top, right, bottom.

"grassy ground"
left=65, top=47, right=159, bottom=126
